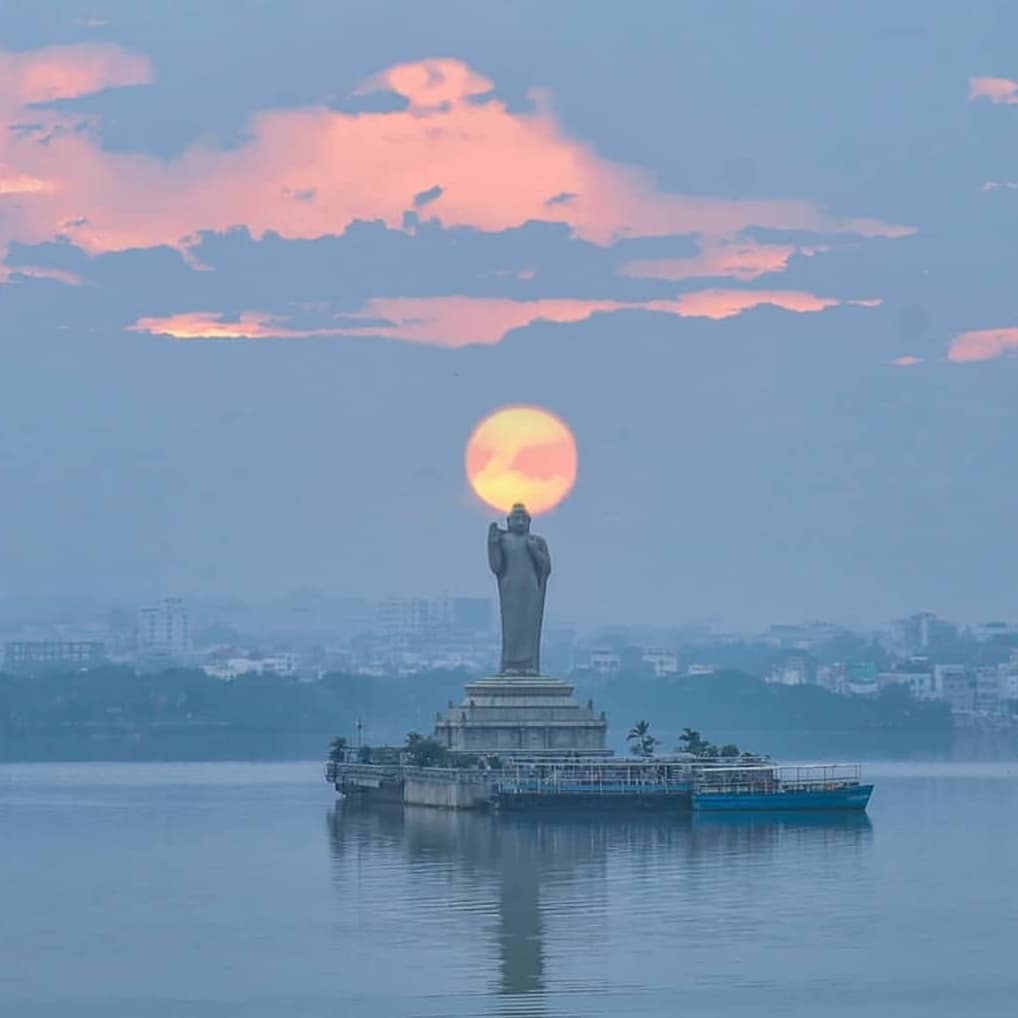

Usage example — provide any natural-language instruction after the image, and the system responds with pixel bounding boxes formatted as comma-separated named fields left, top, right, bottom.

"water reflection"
left=325, top=805, right=872, bottom=1017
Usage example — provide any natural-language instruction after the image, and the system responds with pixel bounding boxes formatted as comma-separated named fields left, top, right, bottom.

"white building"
left=932, top=664, right=966, bottom=699
left=974, top=666, right=1003, bottom=714
left=588, top=649, right=621, bottom=675
left=767, top=656, right=811, bottom=686
left=641, top=648, right=679, bottom=677
left=933, top=665, right=974, bottom=714
left=879, top=670, right=935, bottom=701
left=204, top=653, right=299, bottom=681
left=1000, top=668, right=1018, bottom=704
left=686, top=663, right=717, bottom=676
left=137, top=598, right=191, bottom=658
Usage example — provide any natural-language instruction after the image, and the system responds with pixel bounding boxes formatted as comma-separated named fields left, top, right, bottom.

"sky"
left=1, top=0, right=1017, bottom=629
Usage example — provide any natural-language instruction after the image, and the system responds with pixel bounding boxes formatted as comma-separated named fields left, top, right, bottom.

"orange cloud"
left=0, top=45, right=912, bottom=280
left=0, top=169, right=54, bottom=195
left=948, top=327, right=1018, bottom=363
left=969, top=77, right=1018, bottom=105
left=127, top=312, right=340, bottom=340
left=131, top=290, right=881, bottom=347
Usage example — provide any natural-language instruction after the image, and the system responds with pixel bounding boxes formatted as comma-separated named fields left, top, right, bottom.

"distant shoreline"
left=3, top=664, right=1005, bottom=763
left=4, top=728, right=1012, bottom=764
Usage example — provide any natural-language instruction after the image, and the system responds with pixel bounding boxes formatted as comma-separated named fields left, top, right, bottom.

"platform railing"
left=693, top=763, right=862, bottom=795
left=493, top=758, right=700, bottom=796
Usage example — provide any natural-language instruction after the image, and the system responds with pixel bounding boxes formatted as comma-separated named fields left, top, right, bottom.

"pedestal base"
left=434, top=675, right=609, bottom=756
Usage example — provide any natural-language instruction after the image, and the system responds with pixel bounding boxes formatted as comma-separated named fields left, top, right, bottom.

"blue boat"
left=693, top=784, right=873, bottom=812
left=691, top=763, right=873, bottom=812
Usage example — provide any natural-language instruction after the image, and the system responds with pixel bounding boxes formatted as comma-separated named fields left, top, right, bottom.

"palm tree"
left=678, top=727, right=708, bottom=756
left=328, top=736, right=348, bottom=763
left=626, top=720, right=658, bottom=758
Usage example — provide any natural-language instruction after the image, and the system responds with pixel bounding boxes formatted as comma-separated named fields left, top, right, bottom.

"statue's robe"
left=489, top=530, right=550, bottom=675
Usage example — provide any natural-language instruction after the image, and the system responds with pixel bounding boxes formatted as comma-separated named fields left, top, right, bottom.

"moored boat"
left=691, top=763, right=872, bottom=812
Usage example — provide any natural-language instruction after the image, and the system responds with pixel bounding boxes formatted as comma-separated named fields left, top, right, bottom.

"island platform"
left=325, top=758, right=872, bottom=813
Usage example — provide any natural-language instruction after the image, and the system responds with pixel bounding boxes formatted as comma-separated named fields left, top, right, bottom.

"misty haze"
left=2, top=2, right=1018, bottom=1016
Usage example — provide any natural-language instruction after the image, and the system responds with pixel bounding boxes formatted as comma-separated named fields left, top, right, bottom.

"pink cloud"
left=510, top=440, right=576, bottom=481
left=891, top=355, right=923, bottom=367
left=969, top=77, right=1018, bottom=105
left=0, top=45, right=912, bottom=280
left=0, top=264, right=84, bottom=286
left=339, top=291, right=877, bottom=344
left=0, top=169, right=54, bottom=195
left=948, top=327, right=1018, bottom=363
left=131, top=290, right=881, bottom=347
left=982, top=180, right=1018, bottom=192
left=668, top=289, right=855, bottom=320
left=127, top=312, right=341, bottom=340
left=0, top=43, right=151, bottom=105
left=621, top=238, right=838, bottom=283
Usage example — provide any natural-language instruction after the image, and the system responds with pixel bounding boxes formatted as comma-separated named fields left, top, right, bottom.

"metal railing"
left=326, top=756, right=865, bottom=799
left=493, top=758, right=698, bottom=796
left=693, top=763, right=862, bottom=795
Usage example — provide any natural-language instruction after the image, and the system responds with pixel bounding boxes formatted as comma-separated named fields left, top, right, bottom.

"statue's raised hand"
left=487, top=521, right=506, bottom=577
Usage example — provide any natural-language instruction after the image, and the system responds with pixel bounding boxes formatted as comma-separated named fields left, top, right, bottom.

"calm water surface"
left=2, top=761, right=1018, bottom=1017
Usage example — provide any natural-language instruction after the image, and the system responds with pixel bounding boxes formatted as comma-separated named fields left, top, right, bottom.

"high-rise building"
left=890, top=612, right=956, bottom=656
left=376, top=595, right=493, bottom=642
left=934, top=665, right=973, bottom=714
left=137, top=598, right=192, bottom=658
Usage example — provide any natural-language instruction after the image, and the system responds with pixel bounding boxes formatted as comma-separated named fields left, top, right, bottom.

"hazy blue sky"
left=1, top=1, right=1016, bottom=628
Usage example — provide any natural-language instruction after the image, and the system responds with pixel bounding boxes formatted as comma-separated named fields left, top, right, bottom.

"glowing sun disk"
left=465, top=405, right=577, bottom=515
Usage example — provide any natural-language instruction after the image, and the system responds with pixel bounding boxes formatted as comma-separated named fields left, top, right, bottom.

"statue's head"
left=506, top=503, right=531, bottom=534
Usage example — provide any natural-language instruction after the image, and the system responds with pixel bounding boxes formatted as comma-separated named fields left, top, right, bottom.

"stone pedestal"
left=434, top=676, right=609, bottom=756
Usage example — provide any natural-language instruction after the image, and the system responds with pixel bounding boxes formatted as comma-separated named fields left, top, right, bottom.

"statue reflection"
left=325, top=804, right=871, bottom=1015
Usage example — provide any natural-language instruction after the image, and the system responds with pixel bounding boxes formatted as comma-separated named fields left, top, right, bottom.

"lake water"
left=2, top=761, right=1018, bottom=1017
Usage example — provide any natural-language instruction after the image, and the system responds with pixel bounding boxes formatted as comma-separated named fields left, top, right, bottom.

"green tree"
left=626, top=719, right=658, bottom=758
left=719, top=743, right=740, bottom=758
left=678, top=727, right=708, bottom=756
left=403, top=731, right=450, bottom=767
left=327, top=736, right=348, bottom=763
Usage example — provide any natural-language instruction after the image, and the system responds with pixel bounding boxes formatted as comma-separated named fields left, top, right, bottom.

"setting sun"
left=465, top=405, right=578, bottom=515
